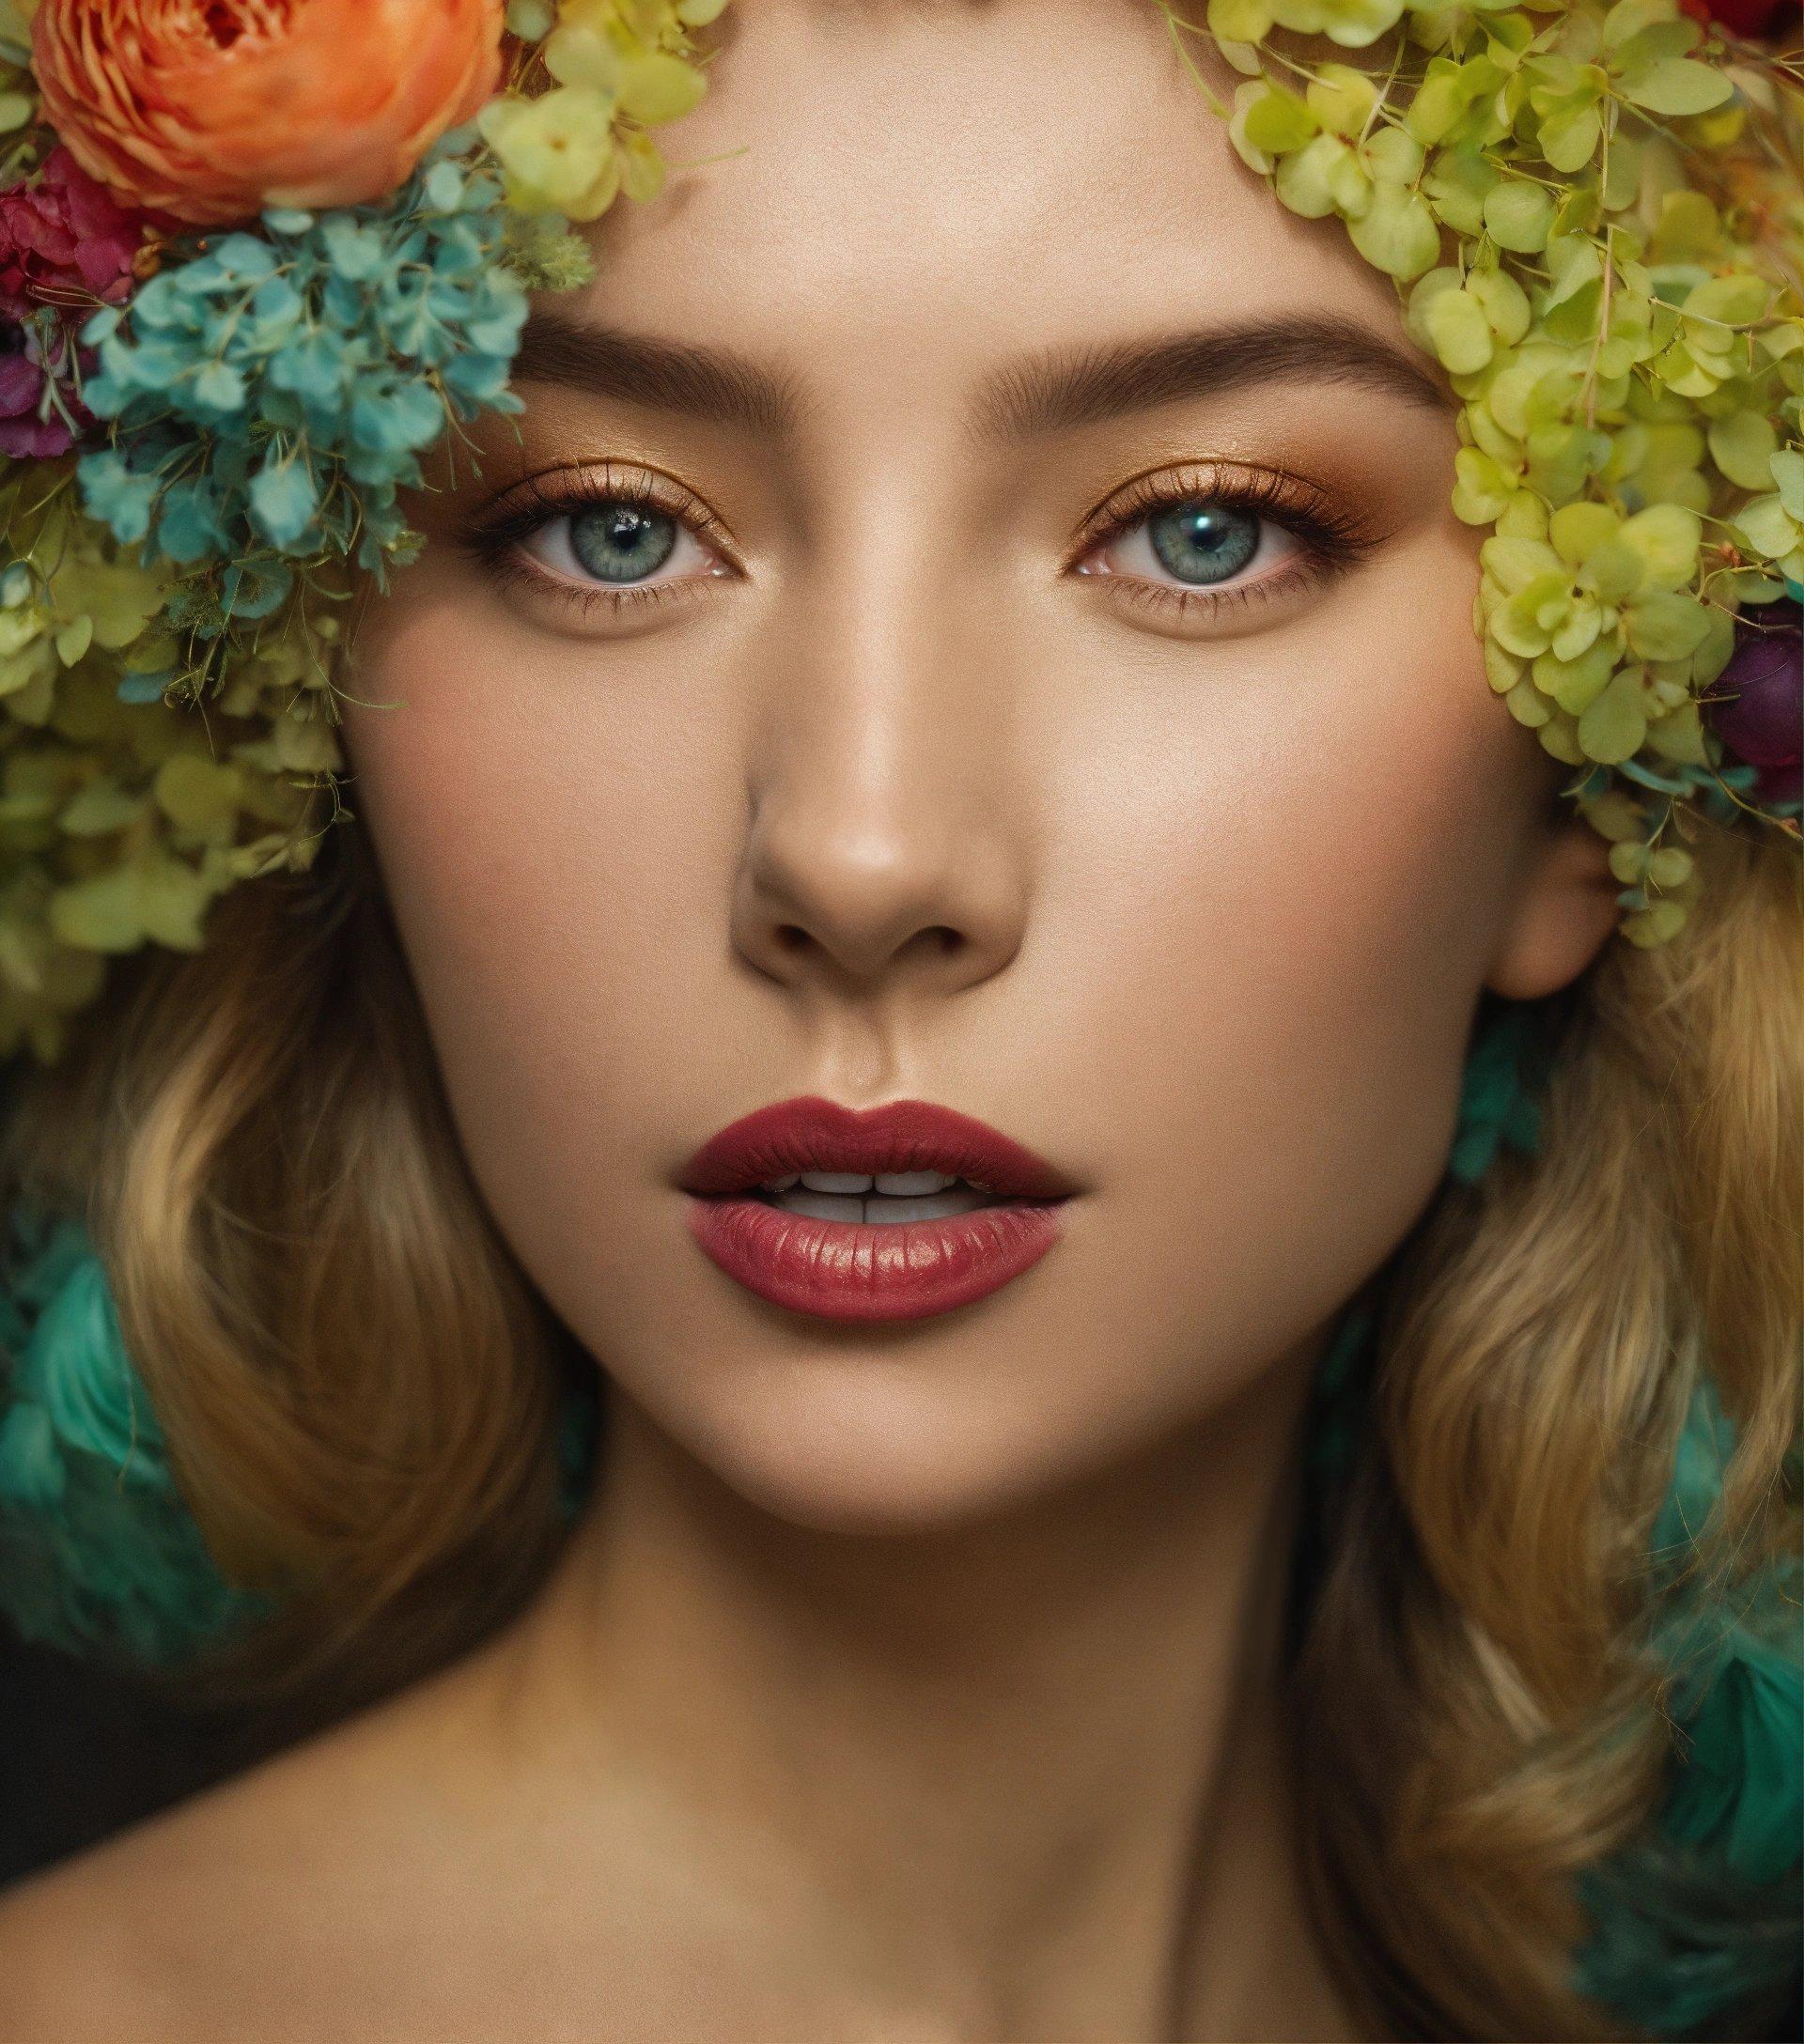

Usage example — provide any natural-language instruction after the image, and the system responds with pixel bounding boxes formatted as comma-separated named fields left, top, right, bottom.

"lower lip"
left=683, top=1194, right=1069, bottom=1323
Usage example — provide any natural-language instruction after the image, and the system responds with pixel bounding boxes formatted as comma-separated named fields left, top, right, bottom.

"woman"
left=0, top=0, right=1796, bottom=2037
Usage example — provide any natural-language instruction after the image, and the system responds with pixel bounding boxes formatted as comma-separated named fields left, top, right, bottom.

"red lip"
left=677, top=1096, right=1079, bottom=1323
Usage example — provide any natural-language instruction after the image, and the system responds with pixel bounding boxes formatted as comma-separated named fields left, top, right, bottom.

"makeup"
left=678, top=1096, right=1080, bottom=1322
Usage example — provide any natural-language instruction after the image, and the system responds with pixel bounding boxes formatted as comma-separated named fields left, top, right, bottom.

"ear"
left=1484, top=811, right=1623, bottom=1001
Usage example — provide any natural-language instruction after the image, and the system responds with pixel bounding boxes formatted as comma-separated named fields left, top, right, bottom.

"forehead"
left=582, top=0, right=1407, bottom=369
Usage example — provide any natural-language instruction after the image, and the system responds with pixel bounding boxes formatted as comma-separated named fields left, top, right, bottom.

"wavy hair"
left=1, top=804, right=1799, bottom=2036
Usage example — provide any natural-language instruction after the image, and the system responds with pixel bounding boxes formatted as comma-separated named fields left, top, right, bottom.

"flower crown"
left=0, top=7, right=1796, bottom=2027
left=0, top=0, right=1798, bottom=1063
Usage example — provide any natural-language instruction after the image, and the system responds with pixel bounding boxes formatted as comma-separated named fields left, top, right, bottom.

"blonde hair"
left=2, top=809, right=1798, bottom=2036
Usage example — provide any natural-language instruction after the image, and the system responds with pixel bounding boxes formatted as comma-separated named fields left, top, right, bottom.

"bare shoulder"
left=0, top=1688, right=462, bottom=2044
left=0, top=1780, right=270, bottom=2041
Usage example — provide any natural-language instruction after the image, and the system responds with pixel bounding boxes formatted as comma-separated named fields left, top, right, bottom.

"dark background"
left=0, top=1626, right=266, bottom=1888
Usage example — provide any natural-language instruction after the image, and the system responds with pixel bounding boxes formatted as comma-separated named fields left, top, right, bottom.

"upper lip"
left=677, top=1096, right=1081, bottom=1200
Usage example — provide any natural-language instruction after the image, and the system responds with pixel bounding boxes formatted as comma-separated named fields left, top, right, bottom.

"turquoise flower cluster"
left=0, top=1205, right=258, bottom=1667
left=75, top=141, right=528, bottom=632
left=1573, top=1375, right=1804, bottom=2036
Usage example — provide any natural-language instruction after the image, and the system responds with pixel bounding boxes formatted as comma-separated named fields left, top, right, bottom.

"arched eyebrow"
left=513, top=310, right=808, bottom=440
left=511, top=308, right=1444, bottom=445
left=970, top=317, right=1447, bottom=439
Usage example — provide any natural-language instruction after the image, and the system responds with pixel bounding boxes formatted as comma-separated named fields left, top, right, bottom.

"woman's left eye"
left=1077, top=497, right=1302, bottom=591
left=521, top=500, right=727, bottom=590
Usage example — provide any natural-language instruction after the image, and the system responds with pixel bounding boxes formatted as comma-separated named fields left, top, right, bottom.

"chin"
left=632, top=1350, right=1179, bottom=1543
left=640, top=1362, right=1112, bottom=1540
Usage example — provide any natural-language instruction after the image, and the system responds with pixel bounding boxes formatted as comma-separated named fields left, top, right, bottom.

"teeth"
left=874, top=1170, right=956, bottom=1195
left=864, top=1189, right=988, bottom=1223
left=760, top=1184, right=995, bottom=1224
left=758, top=1169, right=966, bottom=1196
left=780, top=1189, right=868, bottom=1222
left=798, top=1170, right=875, bottom=1194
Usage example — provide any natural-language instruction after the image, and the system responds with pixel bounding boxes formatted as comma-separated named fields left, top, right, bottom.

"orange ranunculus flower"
left=31, top=0, right=506, bottom=227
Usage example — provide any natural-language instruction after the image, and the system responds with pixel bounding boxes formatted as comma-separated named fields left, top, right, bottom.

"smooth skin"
left=0, top=3, right=1623, bottom=2038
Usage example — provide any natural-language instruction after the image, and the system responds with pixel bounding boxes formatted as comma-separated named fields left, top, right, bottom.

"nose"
left=730, top=579, right=1030, bottom=1002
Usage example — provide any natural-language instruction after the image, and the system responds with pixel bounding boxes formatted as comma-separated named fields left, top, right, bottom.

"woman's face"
left=344, top=0, right=1617, bottom=1530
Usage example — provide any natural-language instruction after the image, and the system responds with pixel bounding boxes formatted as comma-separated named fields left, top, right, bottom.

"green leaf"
left=1731, top=494, right=1800, bottom=561
left=1208, top=0, right=1274, bottom=40
left=1625, top=590, right=1713, bottom=661
left=1577, top=667, right=1650, bottom=763
left=1424, top=287, right=1494, bottom=374
left=1275, top=134, right=1351, bottom=218
left=1346, top=184, right=1440, bottom=279
left=615, top=51, right=708, bottom=126
left=1684, top=272, right=1769, bottom=326
left=1708, top=413, right=1779, bottom=492
left=1483, top=180, right=1554, bottom=254
left=59, top=782, right=147, bottom=837
left=1618, top=503, right=1702, bottom=589
left=1306, top=63, right=1378, bottom=136
left=1620, top=57, right=1733, bottom=116
left=1541, top=102, right=1601, bottom=173
left=153, top=756, right=241, bottom=837
left=53, top=616, right=93, bottom=668
left=1469, top=266, right=1531, bottom=345
left=1549, top=501, right=1621, bottom=565
left=1533, top=641, right=1616, bottom=714
left=1243, top=84, right=1319, bottom=156
left=1770, top=451, right=1804, bottom=521
left=49, top=869, right=145, bottom=954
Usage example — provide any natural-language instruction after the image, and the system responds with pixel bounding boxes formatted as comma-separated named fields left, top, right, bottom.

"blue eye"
left=1146, top=502, right=1260, bottom=584
left=1079, top=487, right=1303, bottom=597
left=519, top=491, right=725, bottom=593
left=567, top=503, right=679, bottom=583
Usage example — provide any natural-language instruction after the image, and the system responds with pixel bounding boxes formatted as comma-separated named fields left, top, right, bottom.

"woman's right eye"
left=520, top=501, right=728, bottom=592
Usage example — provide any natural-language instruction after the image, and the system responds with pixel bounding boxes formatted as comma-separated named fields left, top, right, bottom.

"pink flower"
left=0, top=318, right=91, bottom=459
left=32, top=0, right=505, bottom=228
left=1680, top=0, right=1786, bottom=37
left=0, top=147, right=146, bottom=322
left=1708, top=603, right=1803, bottom=809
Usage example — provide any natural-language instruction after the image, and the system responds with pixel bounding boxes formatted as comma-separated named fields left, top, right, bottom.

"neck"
left=479, top=1343, right=1359, bottom=2040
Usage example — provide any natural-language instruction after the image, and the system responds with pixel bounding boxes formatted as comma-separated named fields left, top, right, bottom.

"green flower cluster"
left=484, top=0, right=726, bottom=218
left=0, top=464, right=334, bottom=1060
left=0, top=0, right=718, bottom=1063
left=1173, top=0, right=1802, bottom=946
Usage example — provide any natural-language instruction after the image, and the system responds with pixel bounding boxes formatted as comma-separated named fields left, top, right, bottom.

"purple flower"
left=1707, top=601, right=1803, bottom=809
left=0, top=147, right=146, bottom=323
left=0, top=317, right=92, bottom=459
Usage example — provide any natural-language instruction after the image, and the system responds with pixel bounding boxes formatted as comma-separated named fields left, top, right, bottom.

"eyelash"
left=1068, top=463, right=1378, bottom=621
left=461, top=460, right=1377, bottom=624
left=463, top=463, right=737, bottom=622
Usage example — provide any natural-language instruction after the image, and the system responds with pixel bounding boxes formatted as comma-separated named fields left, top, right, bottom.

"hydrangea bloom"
left=76, top=144, right=529, bottom=613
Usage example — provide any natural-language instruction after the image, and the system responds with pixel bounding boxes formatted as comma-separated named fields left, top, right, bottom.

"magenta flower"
left=1708, top=601, right=1803, bottom=809
left=0, top=317, right=91, bottom=458
left=0, top=147, right=146, bottom=322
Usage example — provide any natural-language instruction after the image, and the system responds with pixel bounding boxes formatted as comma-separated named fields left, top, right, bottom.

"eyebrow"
left=972, top=315, right=1447, bottom=438
left=513, top=310, right=808, bottom=440
left=510, top=308, right=1445, bottom=444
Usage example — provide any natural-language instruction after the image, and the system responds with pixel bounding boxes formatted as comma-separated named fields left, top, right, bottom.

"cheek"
left=1030, top=517, right=1545, bottom=1362
left=337, top=583, right=738, bottom=1240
